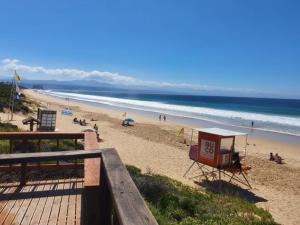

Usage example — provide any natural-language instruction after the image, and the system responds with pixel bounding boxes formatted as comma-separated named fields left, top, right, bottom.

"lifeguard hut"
left=184, top=128, right=252, bottom=188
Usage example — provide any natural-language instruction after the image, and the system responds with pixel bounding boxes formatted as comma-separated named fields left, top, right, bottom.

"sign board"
left=200, top=139, right=216, bottom=161
left=37, top=108, right=57, bottom=131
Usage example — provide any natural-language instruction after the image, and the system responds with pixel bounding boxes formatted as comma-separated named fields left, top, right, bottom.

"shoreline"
left=2, top=89, right=300, bottom=225
left=23, top=89, right=300, bottom=166
left=41, top=90, right=300, bottom=145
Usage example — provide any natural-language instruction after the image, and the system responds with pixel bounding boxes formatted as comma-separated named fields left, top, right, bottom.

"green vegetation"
left=0, top=82, right=34, bottom=113
left=0, top=122, right=19, bottom=132
left=127, top=166, right=278, bottom=225
left=0, top=122, right=20, bottom=154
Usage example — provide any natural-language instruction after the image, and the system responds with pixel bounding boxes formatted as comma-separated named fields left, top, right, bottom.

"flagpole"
left=10, top=78, right=16, bottom=121
left=8, top=76, right=16, bottom=121
left=8, top=77, right=13, bottom=121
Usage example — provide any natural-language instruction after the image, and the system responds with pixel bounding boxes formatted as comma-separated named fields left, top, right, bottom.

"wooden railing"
left=0, top=132, right=84, bottom=154
left=0, top=132, right=159, bottom=225
left=0, top=132, right=85, bottom=176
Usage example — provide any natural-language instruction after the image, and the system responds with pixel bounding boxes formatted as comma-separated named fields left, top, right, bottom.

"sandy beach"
left=1, top=89, right=300, bottom=225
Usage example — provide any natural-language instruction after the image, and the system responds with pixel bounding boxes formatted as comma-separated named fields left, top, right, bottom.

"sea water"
left=40, top=88, right=300, bottom=141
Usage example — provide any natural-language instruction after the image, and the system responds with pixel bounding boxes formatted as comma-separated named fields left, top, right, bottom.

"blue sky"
left=0, top=0, right=299, bottom=98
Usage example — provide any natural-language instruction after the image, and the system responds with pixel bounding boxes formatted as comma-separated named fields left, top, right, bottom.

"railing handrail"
left=0, top=149, right=102, bottom=164
left=0, top=136, right=159, bottom=225
left=0, top=132, right=84, bottom=140
left=101, top=148, right=159, bottom=225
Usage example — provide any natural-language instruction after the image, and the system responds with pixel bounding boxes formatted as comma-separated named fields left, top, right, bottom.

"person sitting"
left=82, top=119, right=87, bottom=126
left=73, top=117, right=78, bottom=123
left=232, top=152, right=242, bottom=170
left=274, top=153, right=283, bottom=164
left=122, top=120, right=128, bottom=126
left=269, top=152, right=275, bottom=161
left=79, top=119, right=82, bottom=125
left=93, top=123, right=98, bottom=132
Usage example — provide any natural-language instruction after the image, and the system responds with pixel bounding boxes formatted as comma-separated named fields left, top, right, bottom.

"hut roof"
left=22, top=116, right=40, bottom=124
left=194, top=127, right=247, bottom=137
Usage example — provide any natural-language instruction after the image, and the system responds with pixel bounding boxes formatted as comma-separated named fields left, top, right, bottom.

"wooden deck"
left=0, top=178, right=83, bottom=225
left=0, top=132, right=159, bottom=225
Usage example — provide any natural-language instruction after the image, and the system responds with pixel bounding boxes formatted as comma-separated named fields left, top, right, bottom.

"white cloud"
left=0, top=58, right=256, bottom=93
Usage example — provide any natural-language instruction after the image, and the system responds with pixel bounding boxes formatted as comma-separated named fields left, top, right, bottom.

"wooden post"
left=38, top=139, right=41, bottom=167
left=99, top=161, right=112, bottom=225
left=9, top=140, right=13, bottom=172
left=20, top=139, right=28, bottom=185
left=30, top=121, right=34, bottom=132
left=56, top=139, right=59, bottom=165
left=82, top=132, right=103, bottom=225
left=75, top=139, right=78, bottom=171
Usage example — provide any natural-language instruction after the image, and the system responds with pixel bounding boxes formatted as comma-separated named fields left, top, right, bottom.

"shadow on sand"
left=195, top=180, right=267, bottom=204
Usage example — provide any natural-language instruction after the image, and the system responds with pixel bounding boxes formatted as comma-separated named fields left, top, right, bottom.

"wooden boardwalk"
left=0, top=178, right=83, bottom=225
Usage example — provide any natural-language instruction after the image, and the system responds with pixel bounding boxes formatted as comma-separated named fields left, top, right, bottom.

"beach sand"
left=1, top=89, right=300, bottom=225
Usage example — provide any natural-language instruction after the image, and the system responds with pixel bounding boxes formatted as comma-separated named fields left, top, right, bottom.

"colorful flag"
left=176, top=128, right=184, bottom=136
left=15, top=82, right=21, bottom=95
left=15, top=70, right=21, bottom=82
left=15, top=93, right=20, bottom=100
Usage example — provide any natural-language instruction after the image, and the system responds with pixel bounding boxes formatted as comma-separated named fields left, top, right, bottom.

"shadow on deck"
left=0, top=178, right=83, bottom=225
left=0, top=132, right=158, bottom=225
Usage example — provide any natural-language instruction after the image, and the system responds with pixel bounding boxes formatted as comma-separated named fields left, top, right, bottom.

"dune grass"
left=127, top=165, right=278, bottom=225
left=0, top=82, right=39, bottom=114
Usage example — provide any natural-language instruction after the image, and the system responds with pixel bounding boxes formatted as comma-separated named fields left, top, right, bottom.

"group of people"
left=158, top=114, right=167, bottom=121
left=74, top=117, right=100, bottom=141
left=269, top=152, right=283, bottom=164
left=73, top=117, right=87, bottom=126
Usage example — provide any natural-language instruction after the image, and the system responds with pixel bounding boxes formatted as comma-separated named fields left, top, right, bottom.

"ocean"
left=39, top=87, right=300, bottom=139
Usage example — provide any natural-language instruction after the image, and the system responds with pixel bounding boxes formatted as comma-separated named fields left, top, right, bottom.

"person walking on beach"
left=251, top=121, right=254, bottom=128
left=163, top=115, right=166, bottom=121
left=159, top=114, right=162, bottom=121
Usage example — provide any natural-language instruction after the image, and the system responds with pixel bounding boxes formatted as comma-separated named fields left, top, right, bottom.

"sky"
left=0, top=0, right=299, bottom=98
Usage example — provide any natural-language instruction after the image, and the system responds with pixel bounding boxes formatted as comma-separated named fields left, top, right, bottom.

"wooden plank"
left=9, top=182, right=37, bottom=225
left=48, top=179, right=65, bottom=225
left=0, top=150, right=102, bottom=165
left=82, top=132, right=101, bottom=225
left=39, top=180, right=58, bottom=225
left=0, top=185, right=18, bottom=213
left=0, top=132, right=84, bottom=140
left=0, top=185, right=21, bottom=224
left=20, top=181, right=46, bottom=225
left=75, top=179, right=83, bottom=225
left=30, top=180, right=54, bottom=225
left=84, top=132, right=100, bottom=186
left=66, top=180, right=77, bottom=225
left=57, top=179, right=71, bottom=225
left=101, top=148, right=159, bottom=225
left=0, top=164, right=84, bottom=173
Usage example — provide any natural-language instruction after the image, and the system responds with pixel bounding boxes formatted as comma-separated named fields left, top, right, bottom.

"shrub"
left=127, top=165, right=278, bottom=225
